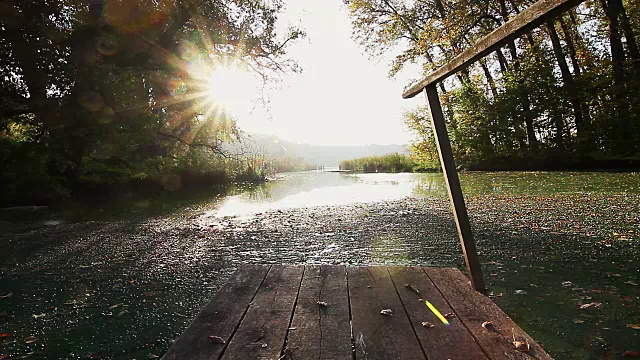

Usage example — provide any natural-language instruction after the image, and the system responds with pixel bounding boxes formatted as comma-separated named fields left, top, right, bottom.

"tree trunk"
left=559, top=16, right=593, bottom=129
left=601, top=0, right=626, bottom=88
left=480, top=59, right=499, bottom=98
left=617, top=0, right=640, bottom=75
left=601, top=0, right=632, bottom=151
left=498, top=0, right=538, bottom=150
left=559, top=17, right=581, bottom=76
left=9, top=3, right=54, bottom=131
left=496, top=48, right=509, bottom=72
left=546, top=21, right=584, bottom=137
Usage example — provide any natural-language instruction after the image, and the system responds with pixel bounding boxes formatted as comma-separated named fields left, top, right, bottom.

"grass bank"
left=339, top=153, right=437, bottom=173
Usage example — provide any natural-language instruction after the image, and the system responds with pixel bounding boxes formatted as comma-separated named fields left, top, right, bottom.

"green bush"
left=0, top=139, right=69, bottom=206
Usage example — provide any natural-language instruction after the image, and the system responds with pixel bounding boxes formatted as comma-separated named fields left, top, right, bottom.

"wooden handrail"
left=402, top=0, right=584, bottom=98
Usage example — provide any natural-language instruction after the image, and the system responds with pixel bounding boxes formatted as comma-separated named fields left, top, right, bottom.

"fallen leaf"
left=421, top=321, right=434, bottom=328
left=0, top=355, right=9, bottom=360
left=627, top=324, right=640, bottom=330
left=482, top=321, right=494, bottom=329
left=287, top=327, right=297, bottom=330
left=444, top=312, right=456, bottom=319
left=25, top=336, right=37, bottom=344
left=625, top=281, right=638, bottom=286
left=207, top=336, right=226, bottom=344
left=513, top=340, right=530, bottom=352
left=14, top=351, right=35, bottom=359
left=405, top=284, right=420, bottom=294
left=623, top=351, right=638, bottom=357
left=579, top=302, right=602, bottom=309
left=317, top=301, right=327, bottom=307
left=514, top=290, right=527, bottom=295
left=0, top=333, right=12, bottom=338
left=573, top=319, right=585, bottom=324
left=562, top=281, right=573, bottom=287
left=32, top=313, right=46, bottom=319
left=512, top=330, right=530, bottom=353
left=108, top=303, right=124, bottom=310
left=380, top=309, right=393, bottom=317
left=147, top=354, right=160, bottom=359
left=261, top=343, right=268, bottom=348
left=0, top=292, right=13, bottom=299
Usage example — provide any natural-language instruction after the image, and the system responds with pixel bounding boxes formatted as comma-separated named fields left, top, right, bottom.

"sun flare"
left=184, top=59, right=260, bottom=120
left=205, top=64, right=258, bottom=115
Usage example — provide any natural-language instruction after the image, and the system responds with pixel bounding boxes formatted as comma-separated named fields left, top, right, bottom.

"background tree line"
left=347, top=0, right=640, bottom=170
left=0, top=0, right=302, bottom=206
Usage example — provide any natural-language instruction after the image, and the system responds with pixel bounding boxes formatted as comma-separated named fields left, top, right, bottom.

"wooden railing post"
left=425, top=85, right=486, bottom=292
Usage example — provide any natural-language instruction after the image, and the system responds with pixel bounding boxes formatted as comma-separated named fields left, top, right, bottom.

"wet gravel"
left=0, top=194, right=639, bottom=359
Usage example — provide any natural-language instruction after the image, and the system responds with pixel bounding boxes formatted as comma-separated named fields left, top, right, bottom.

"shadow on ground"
left=0, top=194, right=638, bottom=359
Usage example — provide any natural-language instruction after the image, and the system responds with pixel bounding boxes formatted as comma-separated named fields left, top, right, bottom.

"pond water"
left=207, top=170, right=640, bottom=218
left=1, top=171, right=639, bottom=359
left=3, top=171, right=639, bottom=226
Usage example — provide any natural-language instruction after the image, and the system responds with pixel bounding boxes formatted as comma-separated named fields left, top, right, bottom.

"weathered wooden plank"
left=387, top=266, right=489, bottom=360
left=402, top=0, right=585, bottom=98
left=221, top=265, right=304, bottom=360
left=425, top=268, right=553, bottom=360
left=285, top=265, right=352, bottom=360
left=425, top=85, right=485, bottom=291
left=348, top=266, right=426, bottom=360
left=162, top=264, right=271, bottom=360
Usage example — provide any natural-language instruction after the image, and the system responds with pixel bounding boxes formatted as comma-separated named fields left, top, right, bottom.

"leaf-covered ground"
left=0, top=193, right=638, bottom=359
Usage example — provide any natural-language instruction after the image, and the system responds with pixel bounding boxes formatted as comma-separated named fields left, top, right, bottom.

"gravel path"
left=0, top=194, right=638, bottom=359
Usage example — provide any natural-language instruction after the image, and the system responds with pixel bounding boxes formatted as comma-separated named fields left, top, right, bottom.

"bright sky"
left=219, top=0, right=424, bottom=146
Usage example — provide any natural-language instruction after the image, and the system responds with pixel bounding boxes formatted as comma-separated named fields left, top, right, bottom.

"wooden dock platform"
left=162, top=265, right=551, bottom=360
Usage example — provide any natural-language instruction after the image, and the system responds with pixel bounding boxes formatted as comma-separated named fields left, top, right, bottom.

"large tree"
left=0, top=0, right=302, bottom=190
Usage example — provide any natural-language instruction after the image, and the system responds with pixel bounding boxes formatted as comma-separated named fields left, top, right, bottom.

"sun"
left=205, top=64, right=259, bottom=115
left=185, top=59, right=260, bottom=119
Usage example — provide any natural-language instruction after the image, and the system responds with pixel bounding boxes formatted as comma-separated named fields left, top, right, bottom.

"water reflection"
left=209, top=172, right=431, bottom=218
left=207, top=171, right=640, bottom=218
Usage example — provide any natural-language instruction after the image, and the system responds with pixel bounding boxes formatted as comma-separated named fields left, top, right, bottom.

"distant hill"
left=224, top=133, right=408, bottom=167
